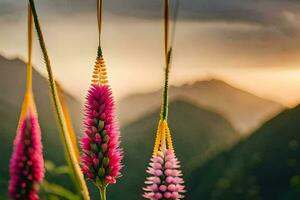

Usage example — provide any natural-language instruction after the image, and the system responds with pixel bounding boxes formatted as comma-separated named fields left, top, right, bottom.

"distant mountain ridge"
left=0, top=54, right=292, bottom=200
left=118, top=79, right=284, bottom=134
left=109, top=99, right=240, bottom=200
left=188, top=105, right=300, bottom=200
left=0, top=55, right=239, bottom=199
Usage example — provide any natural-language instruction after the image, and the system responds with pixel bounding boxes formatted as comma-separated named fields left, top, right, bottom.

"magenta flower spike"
left=80, top=55, right=123, bottom=194
left=80, top=2, right=122, bottom=199
left=9, top=6, right=44, bottom=200
left=9, top=102, right=44, bottom=200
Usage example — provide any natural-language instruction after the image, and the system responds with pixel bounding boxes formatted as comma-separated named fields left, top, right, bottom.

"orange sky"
left=1, top=2, right=300, bottom=107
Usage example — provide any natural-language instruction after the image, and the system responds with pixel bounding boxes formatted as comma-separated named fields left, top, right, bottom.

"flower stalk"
left=28, top=0, right=90, bottom=199
left=99, top=186, right=107, bottom=200
left=143, top=0, right=185, bottom=199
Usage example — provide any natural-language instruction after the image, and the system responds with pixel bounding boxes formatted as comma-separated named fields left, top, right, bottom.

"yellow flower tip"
left=91, top=56, right=109, bottom=86
left=153, top=121, right=175, bottom=155
left=153, top=119, right=174, bottom=156
left=166, top=127, right=174, bottom=151
left=19, top=92, right=36, bottom=121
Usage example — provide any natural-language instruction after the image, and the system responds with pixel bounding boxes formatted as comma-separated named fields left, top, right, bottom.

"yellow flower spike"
left=160, top=120, right=168, bottom=151
left=153, top=121, right=162, bottom=156
left=153, top=120, right=170, bottom=156
left=166, top=125, right=174, bottom=151
left=92, top=57, right=101, bottom=85
left=19, top=92, right=32, bottom=121
left=92, top=56, right=109, bottom=86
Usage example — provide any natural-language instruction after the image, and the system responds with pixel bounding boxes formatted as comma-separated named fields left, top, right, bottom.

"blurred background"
left=0, top=0, right=300, bottom=199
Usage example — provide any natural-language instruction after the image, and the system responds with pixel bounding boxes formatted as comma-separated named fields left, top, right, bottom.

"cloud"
left=2, top=0, right=300, bottom=36
left=104, top=0, right=300, bottom=37
left=2, top=0, right=300, bottom=60
left=0, top=1, right=23, bottom=21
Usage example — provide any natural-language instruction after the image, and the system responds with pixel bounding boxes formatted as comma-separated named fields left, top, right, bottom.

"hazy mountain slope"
left=109, top=99, right=239, bottom=200
left=0, top=55, right=82, bottom=198
left=188, top=105, right=300, bottom=200
left=118, top=79, right=284, bottom=134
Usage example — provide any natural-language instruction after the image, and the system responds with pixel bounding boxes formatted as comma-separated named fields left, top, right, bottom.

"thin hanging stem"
left=20, top=4, right=34, bottom=121
left=26, top=4, right=33, bottom=94
left=161, top=49, right=171, bottom=120
left=170, top=0, right=180, bottom=46
left=97, top=0, right=103, bottom=46
left=161, top=0, right=171, bottom=120
left=97, top=0, right=103, bottom=57
left=161, top=0, right=179, bottom=120
left=164, top=0, right=169, bottom=66
left=27, top=1, right=90, bottom=199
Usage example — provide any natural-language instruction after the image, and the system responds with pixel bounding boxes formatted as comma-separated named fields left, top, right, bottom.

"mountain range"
left=188, top=105, right=300, bottom=200
left=118, top=79, right=284, bottom=134
left=0, top=55, right=240, bottom=199
left=0, top=55, right=297, bottom=200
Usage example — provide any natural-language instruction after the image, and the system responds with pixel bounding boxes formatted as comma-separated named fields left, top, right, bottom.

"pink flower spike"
left=143, top=150, right=185, bottom=200
left=80, top=85, right=123, bottom=187
left=9, top=109, right=44, bottom=200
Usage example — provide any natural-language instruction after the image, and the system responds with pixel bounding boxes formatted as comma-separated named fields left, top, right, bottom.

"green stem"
left=161, top=48, right=172, bottom=120
left=99, top=187, right=107, bottom=200
left=28, top=1, right=90, bottom=199
left=97, top=45, right=103, bottom=57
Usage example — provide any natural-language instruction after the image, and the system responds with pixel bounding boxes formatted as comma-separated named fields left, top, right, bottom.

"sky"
left=1, top=0, right=300, bottom=107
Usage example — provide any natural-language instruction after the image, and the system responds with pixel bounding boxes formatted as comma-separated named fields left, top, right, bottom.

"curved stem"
left=56, top=83, right=81, bottom=161
left=28, top=1, right=90, bottom=199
